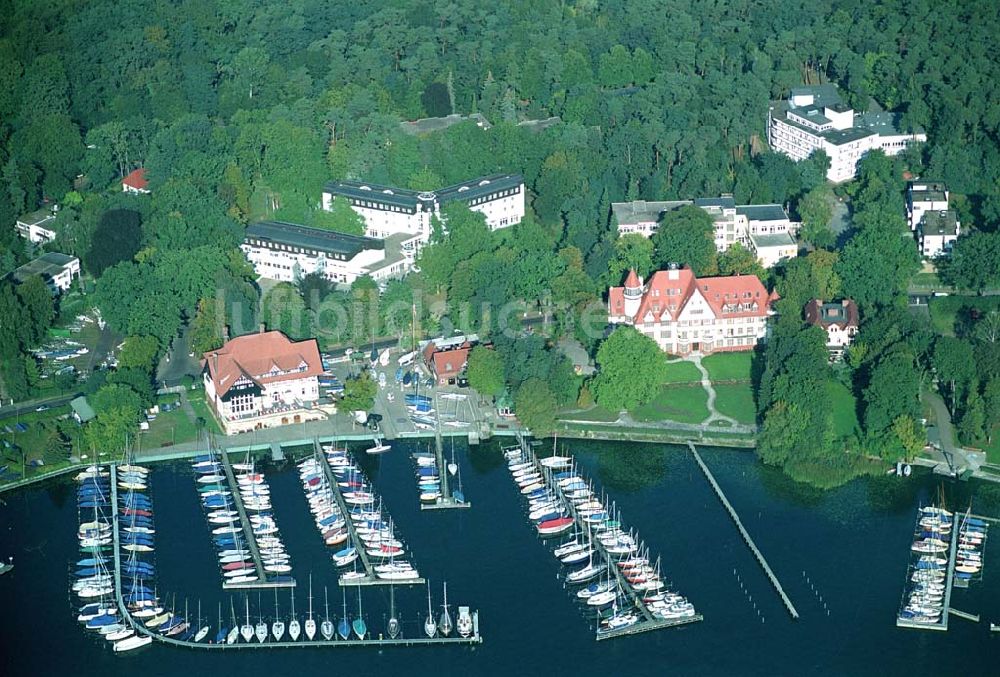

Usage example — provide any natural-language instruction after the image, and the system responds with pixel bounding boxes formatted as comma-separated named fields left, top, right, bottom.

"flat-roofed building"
left=918, top=210, right=961, bottom=259
left=15, top=207, right=58, bottom=243
left=9, top=252, right=80, bottom=292
left=241, top=221, right=407, bottom=285
left=768, top=85, right=926, bottom=182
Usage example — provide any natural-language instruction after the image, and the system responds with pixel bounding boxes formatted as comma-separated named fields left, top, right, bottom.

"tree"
left=466, top=346, right=505, bottom=398
left=190, top=296, right=224, bottom=355
left=891, top=415, right=926, bottom=461
left=958, top=389, right=986, bottom=445
left=757, top=401, right=809, bottom=465
left=836, top=225, right=919, bottom=311
left=718, top=243, right=765, bottom=278
left=932, top=337, right=975, bottom=397
left=983, top=378, right=1000, bottom=436
left=340, top=372, right=376, bottom=413
left=590, top=327, right=668, bottom=411
left=261, top=283, right=311, bottom=340
left=797, top=186, right=835, bottom=248
left=421, top=82, right=452, bottom=117
left=975, top=310, right=1000, bottom=344
left=118, top=335, right=160, bottom=372
left=514, top=377, right=557, bottom=434
left=14, top=275, right=55, bottom=347
left=84, top=209, right=142, bottom=276
left=939, top=231, right=1000, bottom=292
left=314, top=197, right=365, bottom=236
left=863, top=348, right=921, bottom=436
left=608, top=234, right=654, bottom=282
left=651, top=206, right=718, bottom=275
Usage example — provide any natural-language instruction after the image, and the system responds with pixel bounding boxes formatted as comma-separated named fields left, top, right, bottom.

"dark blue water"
left=1, top=440, right=997, bottom=676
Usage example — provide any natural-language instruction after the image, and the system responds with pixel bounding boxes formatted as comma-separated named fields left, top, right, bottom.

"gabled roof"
left=609, top=268, right=774, bottom=323
left=122, top=168, right=148, bottom=191
left=203, top=330, right=323, bottom=397
left=804, top=299, right=859, bottom=329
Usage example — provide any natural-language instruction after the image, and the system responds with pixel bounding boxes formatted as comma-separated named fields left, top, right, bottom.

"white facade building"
left=768, top=84, right=926, bottom=183
left=918, top=211, right=960, bottom=259
left=202, top=329, right=328, bottom=435
left=322, top=174, right=525, bottom=270
left=15, top=207, right=58, bottom=244
left=612, top=197, right=798, bottom=268
left=608, top=267, right=778, bottom=356
left=804, top=298, right=859, bottom=362
left=241, top=221, right=408, bottom=286
left=907, top=182, right=950, bottom=231
left=10, top=252, right=80, bottom=292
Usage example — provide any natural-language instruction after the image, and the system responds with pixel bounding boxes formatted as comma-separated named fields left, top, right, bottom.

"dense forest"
left=2, top=0, right=1000, bottom=480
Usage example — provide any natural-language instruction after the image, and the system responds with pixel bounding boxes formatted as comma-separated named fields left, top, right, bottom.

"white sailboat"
left=304, top=575, right=317, bottom=640
left=387, top=585, right=400, bottom=639
left=321, top=586, right=335, bottom=641
left=288, top=588, right=301, bottom=641
left=193, top=600, right=210, bottom=642
left=424, top=581, right=437, bottom=638
left=227, top=599, right=240, bottom=645
left=271, top=590, right=285, bottom=641
left=438, top=582, right=453, bottom=636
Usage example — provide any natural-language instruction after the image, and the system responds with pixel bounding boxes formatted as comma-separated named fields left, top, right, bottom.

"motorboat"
left=456, top=606, right=473, bottom=638
left=113, top=635, right=152, bottom=652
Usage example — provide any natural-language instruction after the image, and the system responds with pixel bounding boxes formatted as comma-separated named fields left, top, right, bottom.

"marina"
left=413, top=431, right=471, bottom=511
left=506, top=434, right=702, bottom=640
left=895, top=505, right=957, bottom=632
left=311, top=439, right=425, bottom=587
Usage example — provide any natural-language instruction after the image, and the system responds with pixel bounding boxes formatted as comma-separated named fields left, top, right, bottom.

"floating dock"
left=217, top=447, right=295, bottom=590
left=312, top=440, right=424, bottom=587
left=687, top=442, right=799, bottom=620
left=420, top=428, right=471, bottom=511
left=895, top=507, right=957, bottom=632
left=110, top=466, right=481, bottom=649
left=511, top=434, right=702, bottom=640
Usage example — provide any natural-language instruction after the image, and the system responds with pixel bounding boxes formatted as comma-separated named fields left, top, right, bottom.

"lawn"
left=187, top=390, right=223, bottom=435
left=662, top=358, right=701, bottom=385
left=827, top=380, right=859, bottom=438
left=632, top=385, right=709, bottom=424
left=713, top=384, right=756, bottom=424
left=559, top=406, right=621, bottom=423
left=702, top=352, right=752, bottom=382
left=985, top=430, right=1000, bottom=465
left=0, top=407, right=76, bottom=482
left=928, top=296, right=1000, bottom=336
left=140, top=407, right=199, bottom=448
left=910, top=272, right=942, bottom=290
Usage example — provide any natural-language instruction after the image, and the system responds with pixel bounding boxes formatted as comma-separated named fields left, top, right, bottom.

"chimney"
left=222, top=325, right=230, bottom=342
left=259, top=323, right=266, bottom=334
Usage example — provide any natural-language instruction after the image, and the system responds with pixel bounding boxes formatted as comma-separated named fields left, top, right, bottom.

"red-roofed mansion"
left=608, top=267, right=778, bottom=355
left=202, top=328, right=332, bottom=435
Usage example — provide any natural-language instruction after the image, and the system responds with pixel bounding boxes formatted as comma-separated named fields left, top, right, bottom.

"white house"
left=10, top=252, right=80, bottom=292
left=241, top=221, right=408, bottom=285
left=608, top=267, right=778, bottom=356
left=918, top=211, right=960, bottom=259
left=202, top=329, right=329, bottom=435
left=804, top=298, right=859, bottom=362
left=322, top=174, right=525, bottom=269
left=767, top=84, right=926, bottom=183
left=612, top=197, right=798, bottom=268
left=15, top=207, right=58, bottom=243
left=907, top=182, right=950, bottom=231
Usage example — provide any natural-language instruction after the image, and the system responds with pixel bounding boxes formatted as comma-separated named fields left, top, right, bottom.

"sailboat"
left=271, top=590, right=285, bottom=641
left=255, top=594, right=268, bottom=643
left=352, top=589, right=367, bottom=640
left=438, top=582, right=453, bottom=636
left=304, top=574, right=317, bottom=640
left=193, top=600, right=210, bottom=642
left=241, top=597, right=254, bottom=642
left=288, top=588, right=301, bottom=641
left=424, top=581, right=437, bottom=637
left=227, top=599, right=240, bottom=645
left=387, top=585, right=400, bottom=639
left=214, top=602, right=227, bottom=644
left=366, top=437, right=391, bottom=455
left=321, top=587, right=335, bottom=640
left=337, top=589, right=350, bottom=640
left=448, top=437, right=458, bottom=476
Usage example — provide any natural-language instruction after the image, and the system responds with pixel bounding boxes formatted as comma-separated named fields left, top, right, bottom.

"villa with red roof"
left=608, top=266, right=778, bottom=355
left=202, top=328, right=329, bottom=434
left=122, top=168, right=150, bottom=194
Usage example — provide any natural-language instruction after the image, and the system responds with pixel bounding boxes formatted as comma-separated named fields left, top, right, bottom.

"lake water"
left=1, top=439, right=997, bottom=676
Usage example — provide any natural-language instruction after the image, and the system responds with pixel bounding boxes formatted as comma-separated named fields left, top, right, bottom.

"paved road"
left=921, top=388, right=980, bottom=475
left=0, top=393, right=78, bottom=420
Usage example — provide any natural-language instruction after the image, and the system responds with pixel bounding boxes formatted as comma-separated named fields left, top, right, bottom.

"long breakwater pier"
left=109, top=464, right=481, bottom=649
left=311, top=440, right=424, bottom=587
left=687, top=442, right=799, bottom=620
left=217, top=445, right=294, bottom=590
left=512, top=435, right=702, bottom=640
left=420, top=426, right=470, bottom=511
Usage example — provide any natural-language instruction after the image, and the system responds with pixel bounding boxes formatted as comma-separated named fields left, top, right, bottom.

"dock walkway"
left=687, top=442, right=799, bottom=620
left=217, top=447, right=294, bottom=590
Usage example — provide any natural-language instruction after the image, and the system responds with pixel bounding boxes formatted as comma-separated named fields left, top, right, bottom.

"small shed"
left=70, top=396, right=96, bottom=424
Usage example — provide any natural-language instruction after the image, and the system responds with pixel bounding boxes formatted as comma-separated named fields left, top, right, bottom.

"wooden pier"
left=687, top=442, right=799, bottom=620
left=311, top=440, right=424, bottom=587
left=895, top=508, right=958, bottom=632
left=217, top=446, right=295, bottom=590
left=420, top=415, right=471, bottom=511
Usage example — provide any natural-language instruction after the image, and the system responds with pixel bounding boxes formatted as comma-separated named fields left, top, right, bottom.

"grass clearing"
left=187, top=390, right=223, bottom=435
left=632, top=385, right=709, bottom=424
left=713, top=384, right=756, bottom=424
left=560, top=406, right=620, bottom=423
left=140, top=407, right=198, bottom=448
left=928, top=296, right=1000, bottom=336
left=662, top=359, right=701, bottom=385
left=828, top=380, right=859, bottom=438
left=702, top=352, right=752, bottom=382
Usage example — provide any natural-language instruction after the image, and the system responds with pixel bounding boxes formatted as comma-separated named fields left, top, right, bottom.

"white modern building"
left=241, top=221, right=408, bottom=285
left=322, top=174, right=525, bottom=268
left=9, top=252, right=80, bottom=292
left=918, top=211, right=960, bottom=259
left=907, top=182, right=949, bottom=231
left=202, top=329, right=329, bottom=435
left=768, top=84, right=926, bottom=182
left=804, top=298, right=859, bottom=362
left=612, top=197, right=798, bottom=268
left=15, top=207, right=58, bottom=243
left=607, top=267, right=778, bottom=356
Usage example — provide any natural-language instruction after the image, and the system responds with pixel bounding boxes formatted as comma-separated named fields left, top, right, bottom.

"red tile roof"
left=424, top=341, right=471, bottom=380
left=122, top=168, right=148, bottom=191
left=203, top=330, right=323, bottom=397
left=804, top=299, right=859, bottom=329
left=609, top=268, right=774, bottom=323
